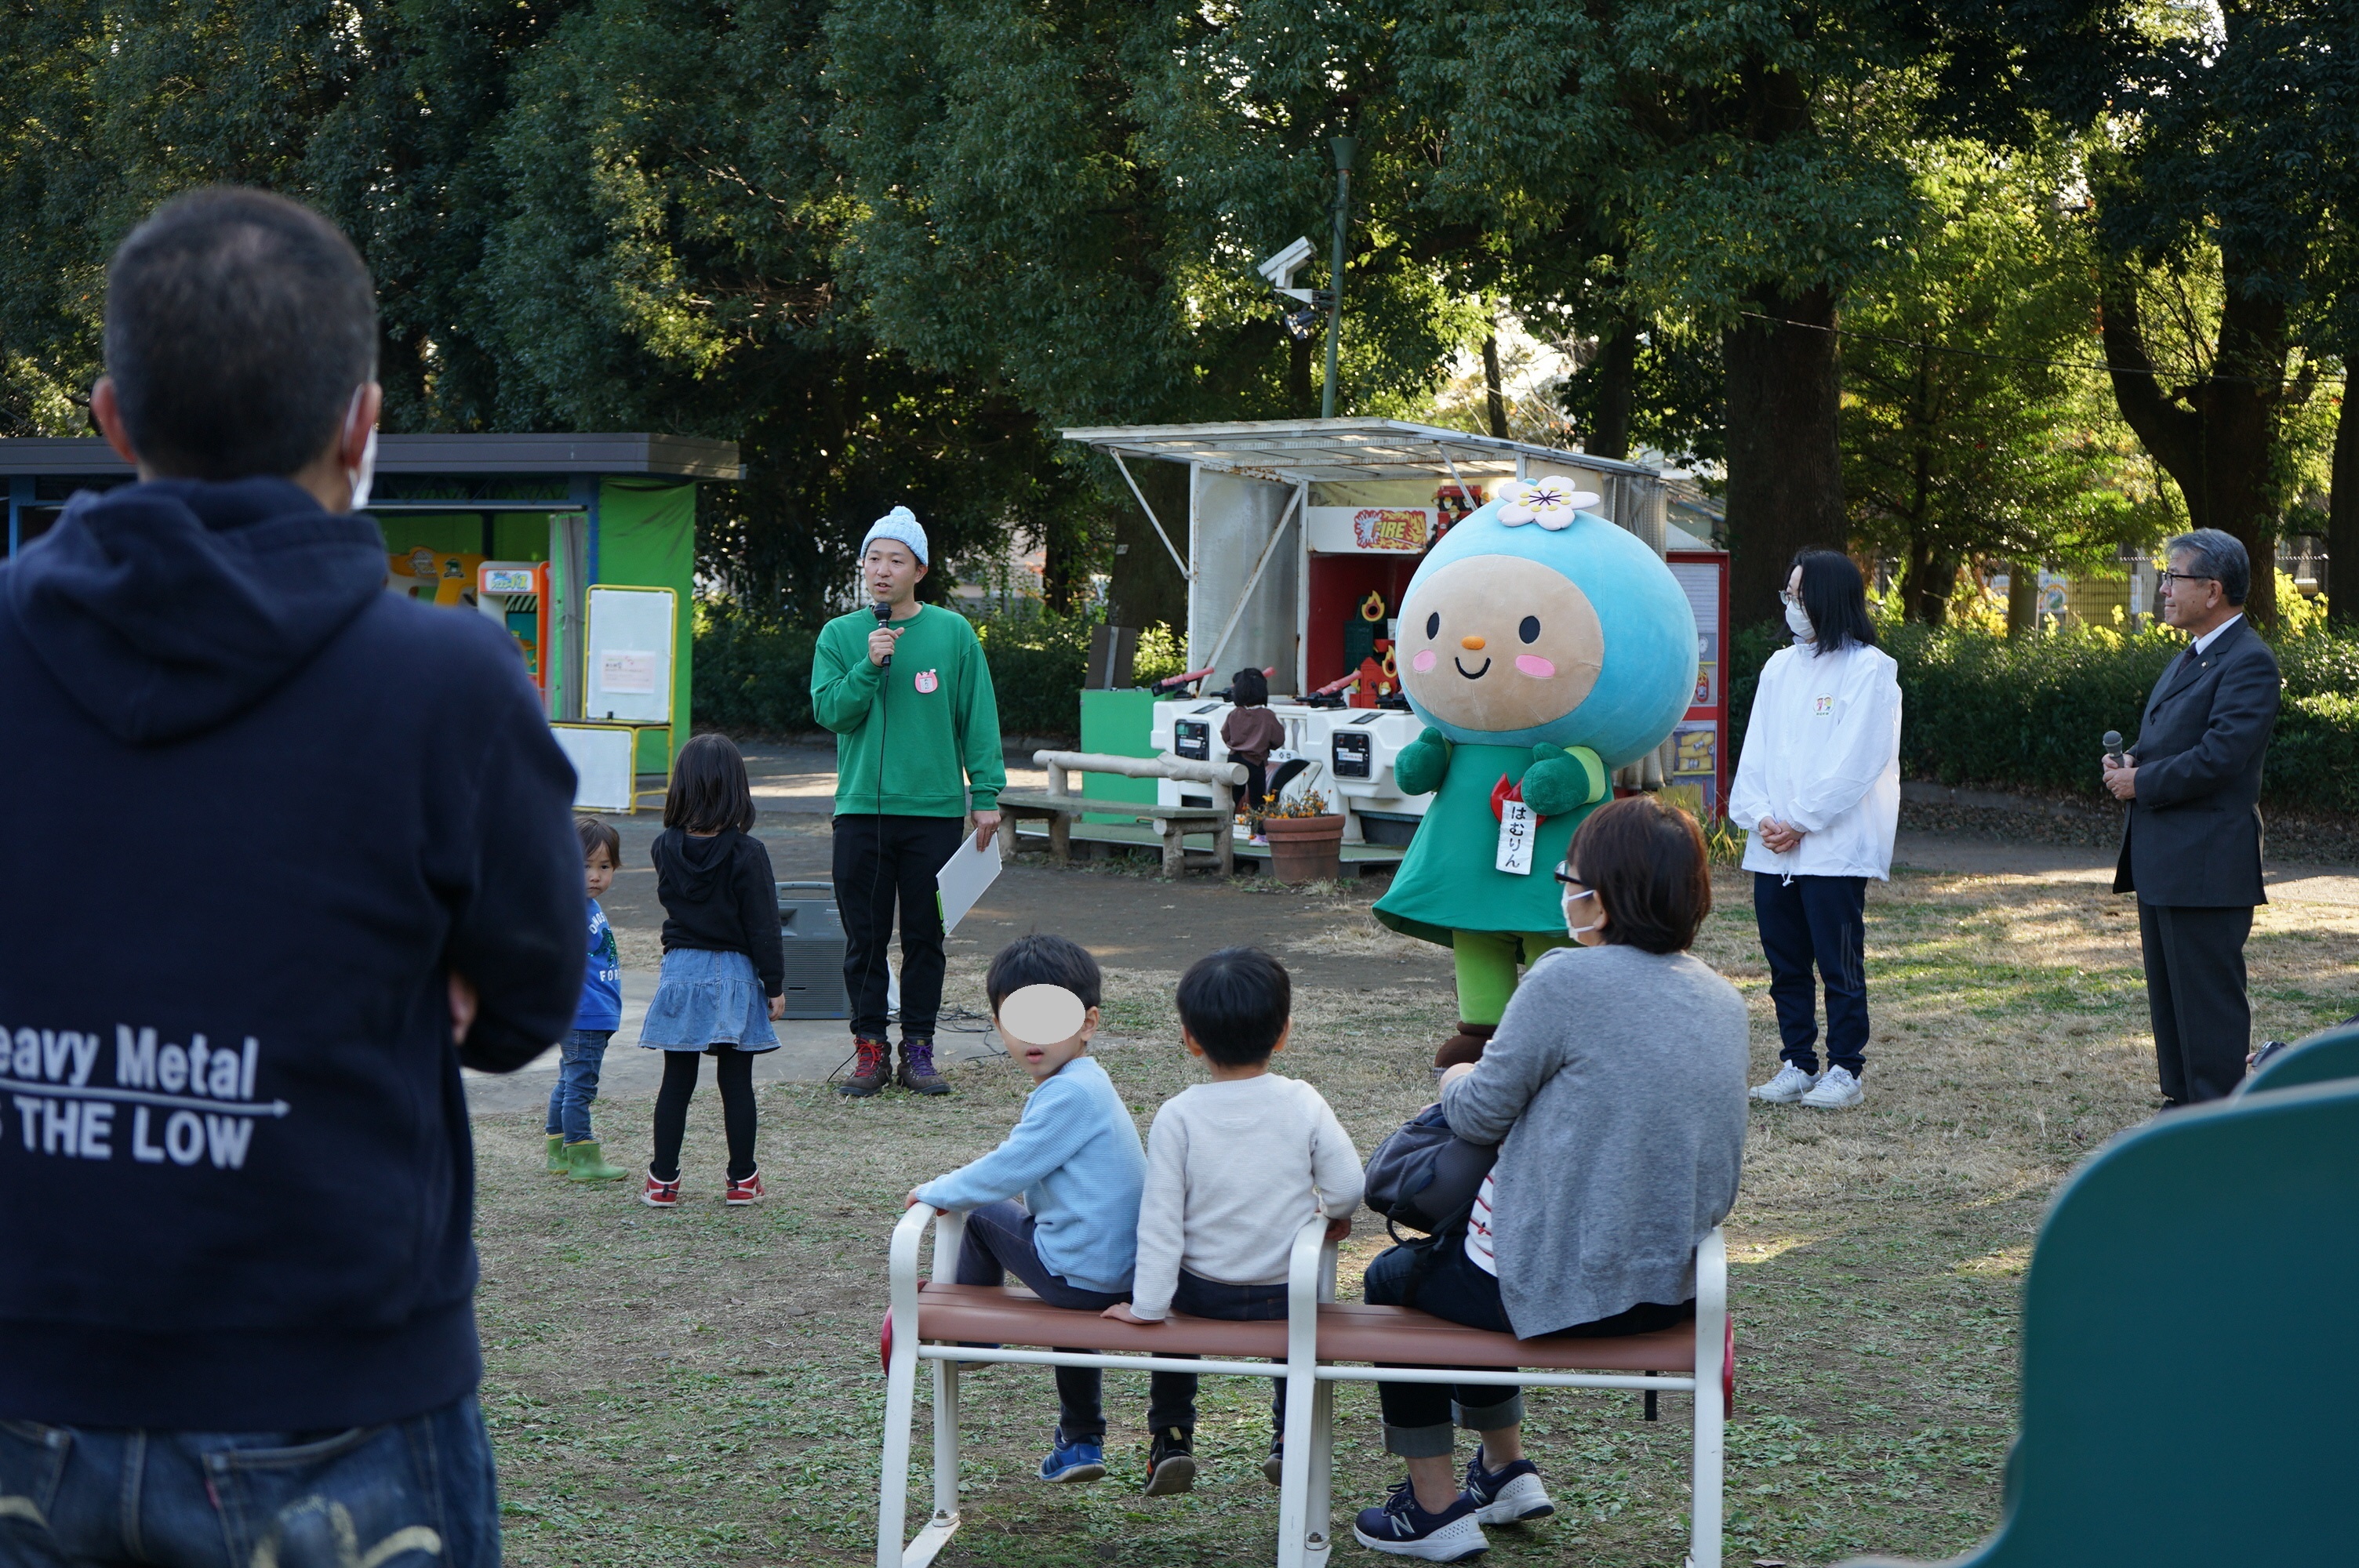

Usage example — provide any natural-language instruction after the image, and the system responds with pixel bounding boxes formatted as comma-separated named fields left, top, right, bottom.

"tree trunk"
left=1482, top=332, right=1509, bottom=438
left=1899, top=533, right=1955, bottom=625
left=1723, top=283, right=1846, bottom=627
left=1104, top=456, right=1190, bottom=641
left=1038, top=508, right=1085, bottom=614
left=2330, top=386, right=2357, bottom=626
left=2095, top=268, right=2288, bottom=627
left=2007, top=561, right=2040, bottom=637
left=1588, top=318, right=1637, bottom=461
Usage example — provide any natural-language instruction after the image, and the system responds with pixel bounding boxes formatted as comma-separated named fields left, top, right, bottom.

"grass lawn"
left=471, top=867, right=2359, bottom=1567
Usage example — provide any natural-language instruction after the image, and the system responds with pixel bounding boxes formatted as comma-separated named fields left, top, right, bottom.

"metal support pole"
left=1321, top=136, right=1355, bottom=419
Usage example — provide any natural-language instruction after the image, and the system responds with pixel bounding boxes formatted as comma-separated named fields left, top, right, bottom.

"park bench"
left=2231, top=1018, right=2359, bottom=1098
left=995, top=749, right=1249, bottom=877
left=1834, top=1072, right=2359, bottom=1568
left=877, top=1203, right=1732, bottom=1568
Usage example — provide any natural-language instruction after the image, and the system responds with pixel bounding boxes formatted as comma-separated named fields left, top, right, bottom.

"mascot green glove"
left=1372, top=474, right=1699, bottom=1067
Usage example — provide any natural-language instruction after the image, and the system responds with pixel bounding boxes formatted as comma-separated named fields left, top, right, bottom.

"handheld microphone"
left=874, top=600, right=893, bottom=668
left=2103, top=729, right=2125, bottom=768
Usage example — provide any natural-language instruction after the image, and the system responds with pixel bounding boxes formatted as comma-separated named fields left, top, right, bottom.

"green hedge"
left=1728, top=619, right=2359, bottom=817
left=692, top=600, right=1160, bottom=740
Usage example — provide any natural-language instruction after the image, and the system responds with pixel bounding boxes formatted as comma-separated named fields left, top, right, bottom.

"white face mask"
left=343, top=386, right=378, bottom=512
left=1563, top=885, right=1604, bottom=940
left=1784, top=597, right=1814, bottom=642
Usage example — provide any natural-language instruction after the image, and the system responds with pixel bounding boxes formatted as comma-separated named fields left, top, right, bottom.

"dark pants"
left=1156, top=1272, right=1290, bottom=1437
left=1754, top=872, right=1870, bottom=1077
left=2139, top=899, right=2255, bottom=1103
left=1363, top=1241, right=1692, bottom=1458
left=1241, top=760, right=1269, bottom=816
left=651, top=1047, right=757, bottom=1182
left=0, top=1394, right=497, bottom=1568
left=954, top=1201, right=1194, bottom=1440
left=833, top=813, right=965, bottom=1041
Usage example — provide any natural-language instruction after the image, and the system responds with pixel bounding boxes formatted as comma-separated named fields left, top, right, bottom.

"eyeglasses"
left=2160, top=571, right=2218, bottom=586
left=1552, top=864, right=1594, bottom=898
left=1779, top=590, right=1800, bottom=606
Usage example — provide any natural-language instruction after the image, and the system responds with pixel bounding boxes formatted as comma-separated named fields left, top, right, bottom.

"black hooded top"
left=0, top=477, right=583, bottom=1430
left=650, top=828, right=785, bottom=997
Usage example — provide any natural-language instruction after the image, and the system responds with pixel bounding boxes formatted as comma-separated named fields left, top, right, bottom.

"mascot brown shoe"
left=1434, top=1022, right=1496, bottom=1072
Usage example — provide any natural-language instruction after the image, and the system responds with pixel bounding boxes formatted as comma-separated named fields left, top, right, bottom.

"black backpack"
left=1361, top=1103, right=1498, bottom=1243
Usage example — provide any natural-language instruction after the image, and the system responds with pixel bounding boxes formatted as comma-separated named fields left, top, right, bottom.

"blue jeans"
left=0, top=1393, right=497, bottom=1567
left=954, top=1200, right=1194, bottom=1439
left=543, top=1029, right=612, bottom=1144
left=1754, top=872, right=1870, bottom=1077
left=1157, top=1271, right=1290, bottom=1437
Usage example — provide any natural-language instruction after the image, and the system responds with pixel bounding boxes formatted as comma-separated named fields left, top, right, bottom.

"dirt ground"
left=468, top=834, right=2359, bottom=1568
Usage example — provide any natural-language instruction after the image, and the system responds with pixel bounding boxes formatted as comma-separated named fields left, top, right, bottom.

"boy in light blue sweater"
left=909, top=934, right=1164, bottom=1485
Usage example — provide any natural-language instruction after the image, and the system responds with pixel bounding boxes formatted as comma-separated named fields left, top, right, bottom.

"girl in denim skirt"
left=641, top=735, right=786, bottom=1207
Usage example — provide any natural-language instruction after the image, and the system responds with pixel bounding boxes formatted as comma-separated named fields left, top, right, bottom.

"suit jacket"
left=2114, top=616, right=2280, bottom=906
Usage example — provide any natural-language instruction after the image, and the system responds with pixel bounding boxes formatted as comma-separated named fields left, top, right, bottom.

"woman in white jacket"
left=1727, top=551, right=1902, bottom=1109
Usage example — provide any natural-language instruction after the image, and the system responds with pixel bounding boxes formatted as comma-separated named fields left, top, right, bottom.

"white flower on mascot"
left=1494, top=474, right=1601, bottom=532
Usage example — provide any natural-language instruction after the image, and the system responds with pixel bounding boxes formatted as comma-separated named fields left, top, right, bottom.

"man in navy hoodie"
left=0, top=190, right=580, bottom=1566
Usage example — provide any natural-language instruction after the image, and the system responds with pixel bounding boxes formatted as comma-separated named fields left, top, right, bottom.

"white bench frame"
left=878, top=1205, right=1727, bottom=1568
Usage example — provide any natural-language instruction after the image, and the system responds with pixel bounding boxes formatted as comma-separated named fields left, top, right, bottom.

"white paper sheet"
left=935, top=832, right=1003, bottom=935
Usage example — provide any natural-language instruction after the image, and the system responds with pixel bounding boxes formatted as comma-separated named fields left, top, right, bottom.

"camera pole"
left=1321, top=136, right=1356, bottom=420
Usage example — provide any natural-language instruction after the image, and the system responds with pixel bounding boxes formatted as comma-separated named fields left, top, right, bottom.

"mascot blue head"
left=1394, top=475, right=1696, bottom=766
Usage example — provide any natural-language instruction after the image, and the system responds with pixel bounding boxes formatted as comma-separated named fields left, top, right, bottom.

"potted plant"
left=1259, top=789, right=1346, bottom=881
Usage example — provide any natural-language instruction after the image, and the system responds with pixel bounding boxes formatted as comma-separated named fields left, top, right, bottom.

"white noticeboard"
left=551, top=724, right=638, bottom=813
left=583, top=585, right=676, bottom=724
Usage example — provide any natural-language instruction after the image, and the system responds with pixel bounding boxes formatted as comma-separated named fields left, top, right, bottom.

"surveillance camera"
left=1257, top=237, right=1315, bottom=303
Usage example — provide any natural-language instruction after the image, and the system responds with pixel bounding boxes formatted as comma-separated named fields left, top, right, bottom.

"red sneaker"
left=725, top=1171, right=766, bottom=1206
left=642, top=1170, right=681, bottom=1209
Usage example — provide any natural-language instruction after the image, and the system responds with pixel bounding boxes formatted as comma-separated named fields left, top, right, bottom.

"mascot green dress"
left=1372, top=475, right=1698, bottom=1067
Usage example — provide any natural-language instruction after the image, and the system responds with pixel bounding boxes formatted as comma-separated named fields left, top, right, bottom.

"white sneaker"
left=1750, top=1062, right=1819, bottom=1103
left=1800, top=1065, right=1863, bottom=1109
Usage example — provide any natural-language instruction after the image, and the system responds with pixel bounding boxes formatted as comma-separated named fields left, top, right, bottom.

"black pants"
left=1362, top=1240, right=1692, bottom=1457
left=833, top=813, right=966, bottom=1040
left=1155, top=1271, right=1291, bottom=1436
left=2139, top=899, right=2254, bottom=1103
left=650, top=1047, right=757, bottom=1182
left=1241, top=760, right=1269, bottom=815
left=1754, top=872, right=1870, bottom=1077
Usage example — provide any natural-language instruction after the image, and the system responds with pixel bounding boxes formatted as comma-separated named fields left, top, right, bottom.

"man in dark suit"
left=2105, top=528, right=2281, bottom=1105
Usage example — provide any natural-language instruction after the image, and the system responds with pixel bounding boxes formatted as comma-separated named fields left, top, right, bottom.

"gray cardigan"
left=1441, top=942, right=1748, bottom=1337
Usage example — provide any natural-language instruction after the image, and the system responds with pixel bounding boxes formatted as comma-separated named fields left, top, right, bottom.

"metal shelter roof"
left=0, top=432, right=742, bottom=481
left=1059, top=417, right=1656, bottom=484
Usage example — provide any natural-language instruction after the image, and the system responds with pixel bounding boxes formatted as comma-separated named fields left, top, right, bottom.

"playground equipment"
left=1838, top=1076, right=2359, bottom=1568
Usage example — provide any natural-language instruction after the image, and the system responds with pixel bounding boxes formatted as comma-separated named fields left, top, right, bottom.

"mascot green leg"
left=1438, top=929, right=1575, bottom=1069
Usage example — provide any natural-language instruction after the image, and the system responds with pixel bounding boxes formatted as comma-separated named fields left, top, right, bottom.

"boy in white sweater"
left=1103, top=947, right=1362, bottom=1496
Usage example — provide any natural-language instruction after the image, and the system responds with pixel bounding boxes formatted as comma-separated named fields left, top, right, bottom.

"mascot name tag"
left=1496, top=797, right=1538, bottom=875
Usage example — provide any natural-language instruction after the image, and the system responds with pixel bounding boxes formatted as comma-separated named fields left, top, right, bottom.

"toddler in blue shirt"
left=547, top=817, right=627, bottom=1182
left=909, top=934, right=1164, bottom=1486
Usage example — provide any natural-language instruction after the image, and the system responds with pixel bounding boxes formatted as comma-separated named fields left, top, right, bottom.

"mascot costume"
left=1372, top=475, right=1698, bottom=1067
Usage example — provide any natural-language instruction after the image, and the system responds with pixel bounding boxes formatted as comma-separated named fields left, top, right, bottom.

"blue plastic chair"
left=1841, top=1077, right=2359, bottom=1566
left=2236, top=1020, right=2359, bottom=1098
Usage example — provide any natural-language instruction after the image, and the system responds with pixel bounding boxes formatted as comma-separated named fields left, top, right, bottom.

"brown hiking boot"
left=839, top=1036, right=892, bottom=1096
left=897, top=1037, right=951, bottom=1096
left=1434, top=1021, right=1496, bottom=1072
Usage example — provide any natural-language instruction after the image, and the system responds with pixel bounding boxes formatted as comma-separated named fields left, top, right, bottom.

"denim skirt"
left=639, top=947, right=779, bottom=1052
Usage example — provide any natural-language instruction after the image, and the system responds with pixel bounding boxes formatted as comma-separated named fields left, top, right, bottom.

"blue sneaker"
left=1352, top=1479, right=1488, bottom=1560
left=1462, top=1446, right=1554, bottom=1524
left=1037, top=1428, right=1107, bottom=1484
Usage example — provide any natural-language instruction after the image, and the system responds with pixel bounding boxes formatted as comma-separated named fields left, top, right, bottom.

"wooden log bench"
left=995, top=749, right=1249, bottom=877
left=878, top=1205, right=1730, bottom=1568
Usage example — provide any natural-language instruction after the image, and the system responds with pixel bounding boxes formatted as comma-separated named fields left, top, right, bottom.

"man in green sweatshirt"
left=812, top=506, right=1006, bottom=1095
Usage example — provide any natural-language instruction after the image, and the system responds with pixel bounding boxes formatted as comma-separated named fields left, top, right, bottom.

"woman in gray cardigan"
left=1353, top=794, right=1749, bottom=1562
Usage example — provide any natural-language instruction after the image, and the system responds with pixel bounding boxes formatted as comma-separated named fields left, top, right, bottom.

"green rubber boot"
left=545, top=1134, right=568, bottom=1174
left=565, top=1140, right=627, bottom=1183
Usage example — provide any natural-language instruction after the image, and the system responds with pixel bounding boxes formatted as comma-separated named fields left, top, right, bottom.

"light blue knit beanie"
left=860, top=505, right=929, bottom=566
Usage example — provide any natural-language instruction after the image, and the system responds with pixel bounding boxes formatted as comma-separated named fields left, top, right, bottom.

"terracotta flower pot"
left=1260, top=813, right=1346, bottom=882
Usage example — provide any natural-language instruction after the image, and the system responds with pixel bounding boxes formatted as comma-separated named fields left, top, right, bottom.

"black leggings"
left=650, top=1047, right=758, bottom=1182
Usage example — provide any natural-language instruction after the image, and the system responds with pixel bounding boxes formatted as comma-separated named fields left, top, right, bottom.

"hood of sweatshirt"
left=653, top=826, right=744, bottom=895
left=5, top=477, right=389, bottom=745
